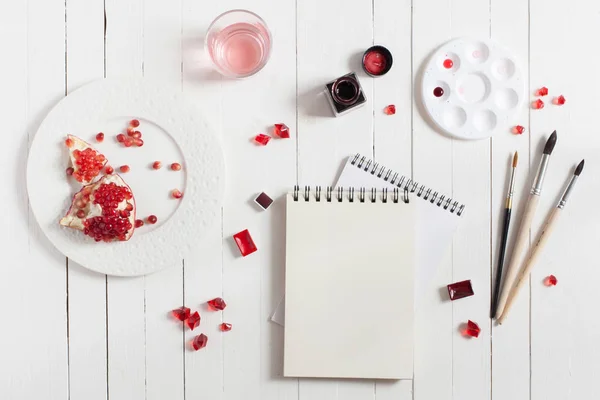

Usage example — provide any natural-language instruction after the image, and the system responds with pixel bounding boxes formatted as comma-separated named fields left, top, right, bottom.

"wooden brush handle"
left=498, top=207, right=561, bottom=324
left=494, top=194, right=540, bottom=319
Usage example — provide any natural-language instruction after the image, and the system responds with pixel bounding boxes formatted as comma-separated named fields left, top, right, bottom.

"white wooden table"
left=2, top=1, right=599, bottom=399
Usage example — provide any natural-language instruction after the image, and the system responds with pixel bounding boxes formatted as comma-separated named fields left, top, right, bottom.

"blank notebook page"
left=284, top=192, right=416, bottom=380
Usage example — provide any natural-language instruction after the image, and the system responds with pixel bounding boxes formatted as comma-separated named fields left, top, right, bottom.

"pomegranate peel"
left=65, top=134, right=107, bottom=184
left=60, top=174, right=137, bottom=242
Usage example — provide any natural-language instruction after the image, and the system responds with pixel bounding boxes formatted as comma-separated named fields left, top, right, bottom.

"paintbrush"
left=498, top=160, right=584, bottom=323
left=494, top=131, right=557, bottom=319
left=490, top=151, right=518, bottom=318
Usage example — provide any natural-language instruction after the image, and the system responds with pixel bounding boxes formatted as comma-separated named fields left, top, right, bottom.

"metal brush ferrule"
left=558, top=175, right=578, bottom=209
left=531, top=154, right=550, bottom=196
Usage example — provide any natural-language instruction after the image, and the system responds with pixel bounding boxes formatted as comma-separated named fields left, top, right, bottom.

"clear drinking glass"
left=205, top=10, right=272, bottom=78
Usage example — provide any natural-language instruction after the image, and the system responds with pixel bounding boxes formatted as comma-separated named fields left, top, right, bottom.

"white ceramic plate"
left=421, top=38, right=525, bottom=140
left=27, top=79, right=225, bottom=276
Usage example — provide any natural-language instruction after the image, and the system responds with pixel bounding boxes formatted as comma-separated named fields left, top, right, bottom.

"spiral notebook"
left=273, top=154, right=465, bottom=327
left=284, top=187, right=416, bottom=380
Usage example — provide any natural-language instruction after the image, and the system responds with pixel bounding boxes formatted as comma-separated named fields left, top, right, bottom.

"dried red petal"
left=172, top=306, right=191, bottom=321
left=384, top=105, right=396, bottom=115
left=274, top=123, right=290, bottom=139
left=447, top=280, right=474, bottom=301
left=220, top=323, right=232, bottom=332
left=554, top=95, right=566, bottom=105
left=532, top=99, right=544, bottom=110
left=463, top=320, right=480, bottom=338
left=233, top=229, right=257, bottom=257
left=254, top=134, right=271, bottom=145
left=187, top=311, right=200, bottom=330
left=443, top=59, right=454, bottom=69
left=207, top=297, right=227, bottom=311
left=513, top=125, right=525, bottom=135
left=192, top=334, right=208, bottom=350
left=544, top=275, right=558, bottom=286
left=536, top=87, right=549, bottom=96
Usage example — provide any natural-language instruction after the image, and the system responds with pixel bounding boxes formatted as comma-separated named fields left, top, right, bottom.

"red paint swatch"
left=233, top=229, right=257, bottom=257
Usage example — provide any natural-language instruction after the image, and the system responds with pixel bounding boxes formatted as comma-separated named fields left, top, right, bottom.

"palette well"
left=421, top=38, right=525, bottom=140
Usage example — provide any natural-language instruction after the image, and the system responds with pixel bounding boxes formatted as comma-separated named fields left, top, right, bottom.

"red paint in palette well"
left=363, top=51, right=387, bottom=75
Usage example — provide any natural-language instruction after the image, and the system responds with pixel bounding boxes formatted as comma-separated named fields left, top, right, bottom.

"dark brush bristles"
left=575, top=159, right=585, bottom=176
left=543, top=130, right=557, bottom=155
left=512, top=151, right=519, bottom=168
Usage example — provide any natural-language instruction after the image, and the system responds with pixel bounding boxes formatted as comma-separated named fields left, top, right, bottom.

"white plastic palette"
left=421, top=38, right=525, bottom=140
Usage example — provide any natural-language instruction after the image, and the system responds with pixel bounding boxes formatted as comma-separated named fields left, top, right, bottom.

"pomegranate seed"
left=152, top=161, right=162, bottom=170
left=123, top=138, right=133, bottom=147
left=116, top=133, right=125, bottom=143
left=513, top=125, right=525, bottom=135
left=83, top=214, right=133, bottom=242
left=192, top=334, right=208, bottom=351
left=170, top=163, right=182, bottom=171
left=545, top=275, right=558, bottom=286
left=134, top=219, right=144, bottom=228
left=384, top=105, right=396, bottom=115
left=147, top=215, right=157, bottom=224
left=130, top=119, right=140, bottom=128
left=220, top=323, right=232, bottom=332
left=274, top=123, right=290, bottom=139
left=76, top=210, right=86, bottom=219
left=187, top=311, right=201, bottom=330
left=532, top=99, right=544, bottom=110
left=65, top=138, right=74, bottom=147
left=133, top=138, right=144, bottom=147
left=120, top=165, right=130, bottom=173
left=254, top=134, right=271, bottom=145
left=463, top=320, right=481, bottom=338
left=131, top=131, right=142, bottom=139
left=104, top=165, right=114, bottom=175
left=66, top=167, right=74, bottom=176
left=125, top=202, right=134, bottom=211
left=96, top=132, right=104, bottom=142
left=127, top=127, right=135, bottom=136
left=172, top=306, right=190, bottom=321
left=172, top=189, right=183, bottom=199
left=536, top=87, right=549, bottom=97
left=207, top=297, right=226, bottom=311
left=554, top=95, right=566, bottom=105
left=70, top=144, right=107, bottom=184
left=443, top=58, right=454, bottom=69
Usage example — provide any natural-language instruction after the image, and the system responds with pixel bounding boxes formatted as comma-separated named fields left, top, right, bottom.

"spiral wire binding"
left=349, top=153, right=465, bottom=216
left=293, top=185, right=409, bottom=204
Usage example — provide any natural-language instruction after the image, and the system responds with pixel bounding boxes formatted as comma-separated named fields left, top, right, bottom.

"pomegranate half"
left=65, top=134, right=107, bottom=184
left=60, top=174, right=137, bottom=242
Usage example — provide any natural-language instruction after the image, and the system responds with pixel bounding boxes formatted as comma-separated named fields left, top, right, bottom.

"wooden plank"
left=65, top=1, right=108, bottom=399
left=372, top=0, right=413, bottom=398
left=180, top=2, right=224, bottom=399
left=489, top=0, right=531, bottom=398
left=529, top=0, right=600, bottom=398
left=141, top=1, right=185, bottom=399
left=448, top=1, right=492, bottom=399
left=0, top=0, right=68, bottom=398
left=102, top=1, right=147, bottom=399
left=296, top=0, right=375, bottom=398
left=411, top=0, right=453, bottom=398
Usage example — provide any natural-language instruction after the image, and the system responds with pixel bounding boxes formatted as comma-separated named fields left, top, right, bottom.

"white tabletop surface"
left=2, top=1, right=599, bottom=400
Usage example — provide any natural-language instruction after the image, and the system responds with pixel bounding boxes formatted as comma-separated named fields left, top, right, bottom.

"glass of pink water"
left=206, top=10, right=272, bottom=78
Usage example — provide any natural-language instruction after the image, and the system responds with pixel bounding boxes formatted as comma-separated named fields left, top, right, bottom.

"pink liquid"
left=208, top=22, right=271, bottom=77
